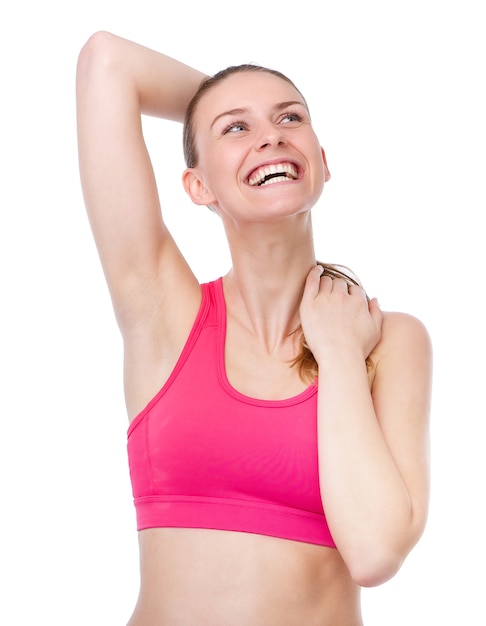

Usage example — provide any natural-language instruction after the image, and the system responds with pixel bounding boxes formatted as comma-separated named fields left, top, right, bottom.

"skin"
left=76, top=31, right=432, bottom=626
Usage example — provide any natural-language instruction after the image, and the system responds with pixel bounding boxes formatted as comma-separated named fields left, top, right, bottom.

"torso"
left=128, top=529, right=362, bottom=626
left=124, top=277, right=367, bottom=625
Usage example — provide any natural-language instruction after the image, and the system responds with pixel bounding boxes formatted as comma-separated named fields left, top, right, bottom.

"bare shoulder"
left=366, top=310, right=432, bottom=395
left=369, top=310, right=433, bottom=418
left=373, top=311, right=432, bottom=362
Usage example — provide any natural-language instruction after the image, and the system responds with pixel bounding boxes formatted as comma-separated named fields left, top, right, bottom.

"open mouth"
left=248, top=162, right=299, bottom=187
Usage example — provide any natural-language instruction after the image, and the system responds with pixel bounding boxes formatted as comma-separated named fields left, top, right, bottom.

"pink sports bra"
left=127, top=278, right=336, bottom=548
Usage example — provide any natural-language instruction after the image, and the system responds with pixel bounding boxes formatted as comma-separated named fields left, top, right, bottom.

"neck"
left=222, top=214, right=317, bottom=351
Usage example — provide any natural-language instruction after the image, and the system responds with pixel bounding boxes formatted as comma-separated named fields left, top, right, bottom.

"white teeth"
left=249, top=162, right=298, bottom=186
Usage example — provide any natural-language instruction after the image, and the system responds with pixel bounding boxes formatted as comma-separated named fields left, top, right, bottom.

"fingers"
left=322, top=277, right=366, bottom=298
left=368, top=297, right=383, bottom=327
left=348, top=283, right=368, bottom=300
left=304, top=266, right=377, bottom=309
left=302, top=265, right=347, bottom=304
left=330, top=277, right=351, bottom=294
left=303, top=264, right=325, bottom=300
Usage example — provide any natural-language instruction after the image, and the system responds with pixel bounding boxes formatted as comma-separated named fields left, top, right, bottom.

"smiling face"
left=182, top=68, right=330, bottom=225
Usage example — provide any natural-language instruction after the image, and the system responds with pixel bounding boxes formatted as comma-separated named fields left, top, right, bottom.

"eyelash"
left=222, top=110, right=304, bottom=135
left=281, top=110, right=304, bottom=124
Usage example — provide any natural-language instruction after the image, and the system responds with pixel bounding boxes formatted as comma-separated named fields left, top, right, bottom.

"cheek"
left=201, top=146, right=240, bottom=187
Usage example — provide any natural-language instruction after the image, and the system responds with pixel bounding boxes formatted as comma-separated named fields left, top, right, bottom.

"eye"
left=280, top=111, right=304, bottom=124
left=222, top=121, right=248, bottom=134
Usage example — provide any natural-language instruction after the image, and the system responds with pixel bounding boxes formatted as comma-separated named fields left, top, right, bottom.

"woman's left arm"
left=300, top=266, right=432, bottom=587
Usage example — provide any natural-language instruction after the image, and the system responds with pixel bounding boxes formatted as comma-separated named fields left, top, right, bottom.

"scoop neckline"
left=213, top=277, right=317, bottom=407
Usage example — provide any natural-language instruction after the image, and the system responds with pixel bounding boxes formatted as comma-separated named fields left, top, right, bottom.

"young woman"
left=76, top=31, right=432, bottom=626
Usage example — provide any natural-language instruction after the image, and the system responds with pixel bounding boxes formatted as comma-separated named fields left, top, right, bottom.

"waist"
left=128, top=527, right=362, bottom=626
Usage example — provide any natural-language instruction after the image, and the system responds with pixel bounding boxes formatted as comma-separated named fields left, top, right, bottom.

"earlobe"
left=321, top=147, right=331, bottom=182
left=182, top=168, right=216, bottom=206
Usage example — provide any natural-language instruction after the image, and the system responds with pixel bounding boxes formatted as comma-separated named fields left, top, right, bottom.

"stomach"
left=126, top=528, right=362, bottom=626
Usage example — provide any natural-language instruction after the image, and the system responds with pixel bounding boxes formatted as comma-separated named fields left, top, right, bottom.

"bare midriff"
left=126, top=528, right=362, bottom=626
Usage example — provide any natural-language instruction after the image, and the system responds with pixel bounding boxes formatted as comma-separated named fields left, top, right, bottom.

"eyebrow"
left=209, top=100, right=307, bottom=130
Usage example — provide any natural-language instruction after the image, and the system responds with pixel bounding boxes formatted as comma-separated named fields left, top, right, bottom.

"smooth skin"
left=76, top=31, right=432, bottom=626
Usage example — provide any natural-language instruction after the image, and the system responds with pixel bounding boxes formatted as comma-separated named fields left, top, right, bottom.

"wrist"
left=315, top=344, right=369, bottom=372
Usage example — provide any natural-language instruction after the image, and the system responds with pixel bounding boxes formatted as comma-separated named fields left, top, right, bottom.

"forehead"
left=196, top=71, right=306, bottom=124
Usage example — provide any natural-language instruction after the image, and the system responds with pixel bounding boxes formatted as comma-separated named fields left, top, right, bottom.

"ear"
left=182, top=168, right=217, bottom=206
left=321, top=147, right=331, bottom=182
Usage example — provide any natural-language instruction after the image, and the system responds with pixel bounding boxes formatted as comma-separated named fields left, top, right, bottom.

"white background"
left=1, top=1, right=484, bottom=623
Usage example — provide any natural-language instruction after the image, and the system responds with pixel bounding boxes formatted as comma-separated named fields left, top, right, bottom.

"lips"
left=248, top=162, right=299, bottom=186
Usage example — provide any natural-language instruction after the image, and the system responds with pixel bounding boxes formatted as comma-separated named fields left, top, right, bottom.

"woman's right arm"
left=76, top=31, right=207, bottom=334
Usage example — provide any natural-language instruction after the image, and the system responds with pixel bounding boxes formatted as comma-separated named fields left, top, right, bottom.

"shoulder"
left=377, top=311, right=431, bottom=350
left=368, top=311, right=432, bottom=388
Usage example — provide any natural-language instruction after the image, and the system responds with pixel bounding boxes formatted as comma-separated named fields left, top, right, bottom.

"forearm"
left=317, top=352, right=414, bottom=586
left=77, top=31, right=207, bottom=123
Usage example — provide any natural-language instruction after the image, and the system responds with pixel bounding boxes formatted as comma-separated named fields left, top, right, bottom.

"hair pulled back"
left=183, top=64, right=307, bottom=168
left=182, top=66, right=372, bottom=383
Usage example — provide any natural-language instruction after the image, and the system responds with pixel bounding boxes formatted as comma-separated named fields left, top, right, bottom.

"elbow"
left=343, top=533, right=420, bottom=587
left=344, top=510, right=428, bottom=587
left=347, top=551, right=404, bottom=588
left=76, top=31, right=119, bottom=82
left=79, top=30, right=117, bottom=56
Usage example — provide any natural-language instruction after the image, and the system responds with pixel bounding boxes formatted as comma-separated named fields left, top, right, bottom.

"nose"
left=256, top=123, right=287, bottom=151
